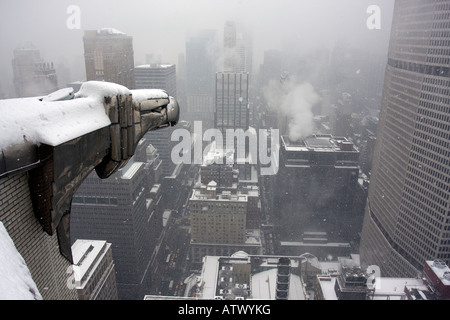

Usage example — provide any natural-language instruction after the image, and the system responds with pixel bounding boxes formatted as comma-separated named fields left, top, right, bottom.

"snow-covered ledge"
left=0, top=222, right=42, bottom=300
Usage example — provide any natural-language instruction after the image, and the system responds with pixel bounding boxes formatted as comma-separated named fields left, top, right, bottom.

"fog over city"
left=10, top=0, right=450, bottom=303
left=0, top=0, right=393, bottom=94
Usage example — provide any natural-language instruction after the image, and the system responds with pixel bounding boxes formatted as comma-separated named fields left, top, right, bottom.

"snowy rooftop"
left=251, top=268, right=306, bottom=300
left=190, top=187, right=248, bottom=202
left=71, top=239, right=110, bottom=289
left=202, top=141, right=235, bottom=166
left=120, top=160, right=144, bottom=179
left=282, top=134, right=357, bottom=152
left=97, top=28, right=126, bottom=35
left=198, top=255, right=220, bottom=299
left=135, top=64, right=174, bottom=69
left=245, top=229, right=262, bottom=245
left=372, top=278, right=429, bottom=300
left=425, top=260, right=450, bottom=286
left=197, top=253, right=308, bottom=300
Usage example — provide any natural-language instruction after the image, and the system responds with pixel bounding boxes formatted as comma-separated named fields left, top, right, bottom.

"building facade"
left=0, top=173, right=77, bottom=300
left=359, top=0, right=450, bottom=278
left=215, top=71, right=250, bottom=135
left=72, top=239, right=118, bottom=300
left=134, top=64, right=177, bottom=97
left=83, top=28, right=135, bottom=89
left=70, top=159, right=161, bottom=299
left=274, top=134, right=360, bottom=246
left=189, top=182, right=261, bottom=264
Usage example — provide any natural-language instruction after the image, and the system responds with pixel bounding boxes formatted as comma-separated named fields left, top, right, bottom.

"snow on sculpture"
left=0, top=81, right=180, bottom=262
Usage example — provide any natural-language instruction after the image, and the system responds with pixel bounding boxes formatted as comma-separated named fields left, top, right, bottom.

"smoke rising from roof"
left=263, top=76, right=321, bottom=142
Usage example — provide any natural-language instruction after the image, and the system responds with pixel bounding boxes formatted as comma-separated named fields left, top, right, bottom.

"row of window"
left=415, top=120, right=450, bottom=141
left=73, top=196, right=118, bottom=206
left=407, top=162, right=449, bottom=200
left=388, top=58, right=450, bottom=77
left=190, top=202, right=246, bottom=211
left=396, top=222, right=438, bottom=264
left=417, top=104, right=450, bottom=123
left=402, top=180, right=447, bottom=218
left=410, top=141, right=450, bottom=178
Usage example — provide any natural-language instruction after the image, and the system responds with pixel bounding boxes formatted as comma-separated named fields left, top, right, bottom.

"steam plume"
left=263, top=76, right=321, bottom=142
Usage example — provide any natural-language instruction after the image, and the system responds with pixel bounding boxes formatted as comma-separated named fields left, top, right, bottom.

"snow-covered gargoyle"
left=0, top=81, right=180, bottom=262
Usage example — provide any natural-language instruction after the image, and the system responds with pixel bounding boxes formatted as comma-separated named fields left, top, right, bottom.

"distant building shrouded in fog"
left=83, top=28, right=135, bottom=89
left=12, top=43, right=58, bottom=98
left=184, top=29, right=216, bottom=130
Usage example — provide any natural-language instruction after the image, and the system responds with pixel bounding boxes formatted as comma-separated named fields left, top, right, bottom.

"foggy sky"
left=0, top=0, right=394, bottom=95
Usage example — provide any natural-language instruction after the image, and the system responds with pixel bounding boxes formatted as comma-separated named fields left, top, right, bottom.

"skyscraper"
left=359, top=0, right=450, bottom=277
left=223, top=21, right=250, bottom=73
left=83, top=28, right=135, bottom=89
left=185, top=30, right=217, bottom=130
left=215, top=71, right=250, bottom=135
left=71, top=159, right=161, bottom=299
left=12, top=43, right=58, bottom=98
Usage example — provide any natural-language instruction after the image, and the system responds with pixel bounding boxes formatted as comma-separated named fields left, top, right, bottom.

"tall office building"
left=134, top=63, right=176, bottom=96
left=215, top=71, right=250, bottom=135
left=83, top=28, right=135, bottom=89
left=70, top=159, right=161, bottom=299
left=360, top=0, right=450, bottom=277
left=223, top=21, right=250, bottom=73
left=133, top=62, right=177, bottom=179
left=12, top=43, right=58, bottom=98
left=185, top=30, right=217, bottom=130
left=215, top=71, right=252, bottom=180
left=224, top=21, right=238, bottom=72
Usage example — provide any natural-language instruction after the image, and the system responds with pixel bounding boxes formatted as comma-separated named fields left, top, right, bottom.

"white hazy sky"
left=0, top=0, right=394, bottom=92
